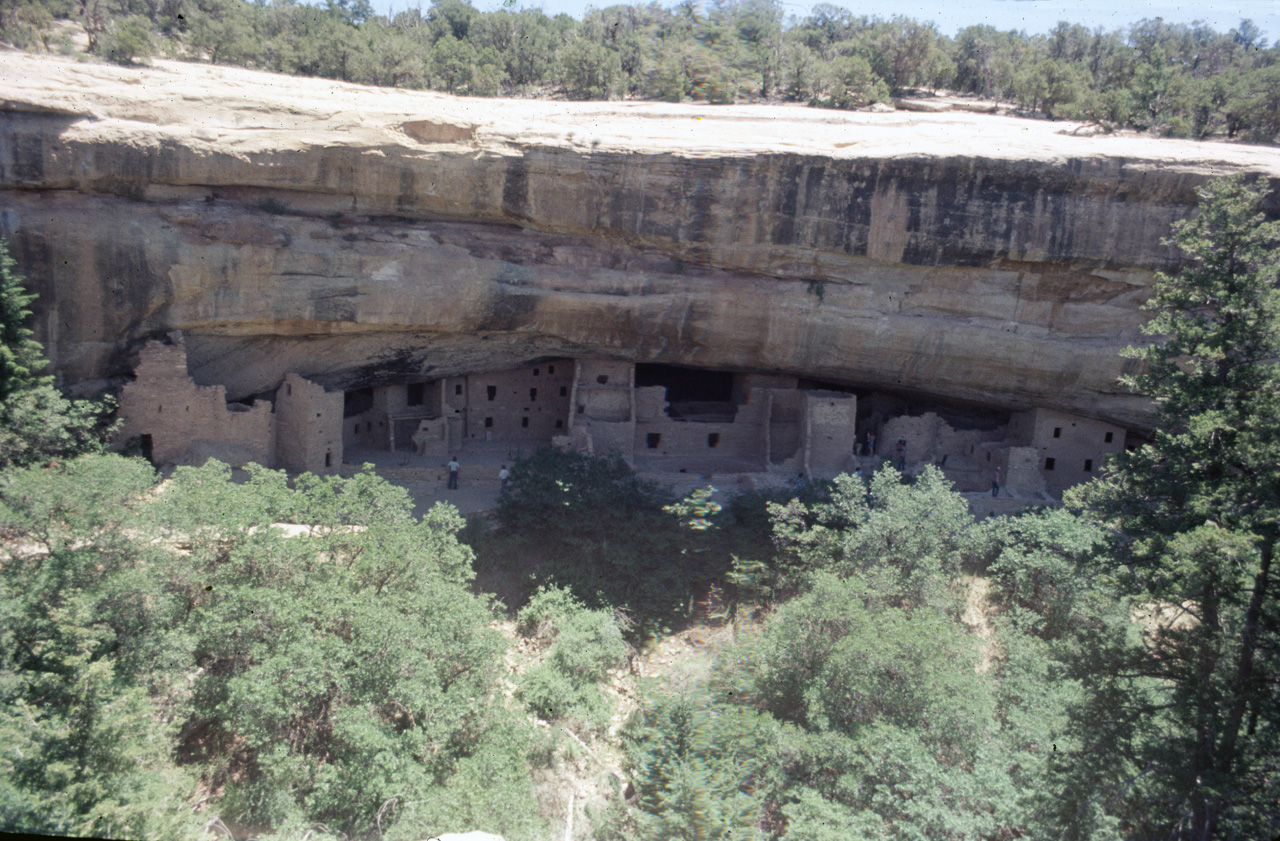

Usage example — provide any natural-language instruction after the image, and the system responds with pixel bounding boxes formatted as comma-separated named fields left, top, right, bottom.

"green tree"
left=559, top=36, right=623, bottom=99
left=0, top=239, right=46, bottom=400
left=1068, top=175, right=1280, bottom=838
left=0, top=239, right=111, bottom=469
left=812, top=53, right=888, bottom=109
left=770, top=466, right=982, bottom=612
left=1, top=454, right=547, bottom=839
left=186, top=0, right=260, bottom=65
left=94, top=12, right=153, bottom=63
left=0, top=455, right=199, bottom=839
left=154, top=461, right=546, bottom=838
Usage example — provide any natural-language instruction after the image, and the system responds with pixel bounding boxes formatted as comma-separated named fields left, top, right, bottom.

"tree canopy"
left=2, top=0, right=1278, bottom=141
left=1066, top=175, right=1280, bottom=838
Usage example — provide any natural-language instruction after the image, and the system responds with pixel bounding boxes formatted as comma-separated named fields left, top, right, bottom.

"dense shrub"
left=515, top=586, right=627, bottom=730
left=0, top=456, right=547, bottom=840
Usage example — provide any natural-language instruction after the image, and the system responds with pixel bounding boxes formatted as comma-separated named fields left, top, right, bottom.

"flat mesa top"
left=3, top=51, right=1280, bottom=174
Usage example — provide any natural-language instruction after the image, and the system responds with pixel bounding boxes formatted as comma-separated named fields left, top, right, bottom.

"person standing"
left=447, top=456, right=460, bottom=489
left=991, top=466, right=1001, bottom=498
left=498, top=464, right=510, bottom=492
left=895, top=440, right=907, bottom=471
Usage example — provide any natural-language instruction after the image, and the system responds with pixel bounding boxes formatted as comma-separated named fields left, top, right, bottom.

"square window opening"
left=1053, top=427, right=1062, bottom=438
left=1105, top=431, right=1114, bottom=443
left=707, top=433, right=720, bottom=448
left=529, top=388, right=537, bottom=401
left=1045, top=457, right=1056, bottom=470
left=455, top=384, right=463, bottom=396
left=484, top=417, right=494, bottom=428
left=487, top=386, right=497, bottom=401
left=1084, top=459, right=1094, bottom=472
left=646, top=433, right=661, bottom=449
left=407, top=382, right=425, bottom=406
left=521, top=417, right=529, bottom=428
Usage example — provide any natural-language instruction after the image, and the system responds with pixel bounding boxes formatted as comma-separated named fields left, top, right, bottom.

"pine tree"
left=1069, top=175, right=1280, bottom=838
left=0, top=239, right=111, bottom=468
left=0, top=239, right=49, bottom=400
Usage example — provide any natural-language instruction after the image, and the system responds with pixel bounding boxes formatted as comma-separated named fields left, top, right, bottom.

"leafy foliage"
left=0, top=455, right=198, bottom=839
left=771, top=466, right=983, bottom=612
left=1064, top=175, right=1280, bottom=838
left=0, top=456, right=547, bottom=840
left=4, top=0, right=1279, bottom=138
left=0, top=239, right=46, bottom=400
left=615, top=468, right=1101, bottom=840
left=514, top=585, right=627, bottom=729
left=0, top=239, right=113, bottom=470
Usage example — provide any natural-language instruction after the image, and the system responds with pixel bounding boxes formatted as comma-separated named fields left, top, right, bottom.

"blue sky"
left=371, top=0, right=1279, bottom=42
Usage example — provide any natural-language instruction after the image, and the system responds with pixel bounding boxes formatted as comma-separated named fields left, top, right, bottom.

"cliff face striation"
left=2, top=53, right=1279, bottom=429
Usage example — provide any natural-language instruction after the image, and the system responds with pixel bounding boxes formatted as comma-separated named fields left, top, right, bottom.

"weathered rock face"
left=2, top=54, right=1279, bottom=429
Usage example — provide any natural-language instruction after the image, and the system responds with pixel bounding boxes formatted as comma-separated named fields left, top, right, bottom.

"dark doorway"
left=635, top=364, right=734, bottom=403
left=139, top=434, right=154, bottom=462
left=344, top=387, right=374, bottom=417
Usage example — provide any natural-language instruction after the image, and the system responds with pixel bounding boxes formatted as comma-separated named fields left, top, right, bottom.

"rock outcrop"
left=2, top=53, right=1279, bottom=429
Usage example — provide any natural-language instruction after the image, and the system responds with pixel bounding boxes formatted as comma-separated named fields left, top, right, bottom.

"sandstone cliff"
left=3, top=52, right=1279, bottom=428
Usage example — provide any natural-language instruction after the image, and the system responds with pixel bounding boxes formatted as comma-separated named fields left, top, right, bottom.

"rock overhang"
left=2, top=52, right=1279, bottom=432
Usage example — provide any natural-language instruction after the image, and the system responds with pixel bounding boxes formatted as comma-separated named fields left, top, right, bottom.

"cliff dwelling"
left=113, top=334, right=1128, bottom=502
left=4, top=53, right=1277, bottom=506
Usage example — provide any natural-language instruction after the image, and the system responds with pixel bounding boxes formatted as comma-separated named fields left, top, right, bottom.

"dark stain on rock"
left=314, top=296, right=357, bottom=322
left=396, top=167, right=417, bottom=211
left=686, top=173, right=715, bottom=257
left=93, top=240, right=155, bottom=336
left=483, top=290, right=539, bottom=332
left=503, top=156, right=530, bottom=219
left=771, top=162, right=802, bottom=245
left=802, top=165, right=826, bottom=218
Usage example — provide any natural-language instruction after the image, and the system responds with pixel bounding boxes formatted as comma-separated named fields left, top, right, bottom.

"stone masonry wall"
left=116, top=336, right=274, bottom=467
left=275, top=373, right=343, bottom=473
left=1022, top=408, right=1125, bottom=495
left=465, top=362, right=572, bottom=442
left=804, top=391, right=858, bottom=477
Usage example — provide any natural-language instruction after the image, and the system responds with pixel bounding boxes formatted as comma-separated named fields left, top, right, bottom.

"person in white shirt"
left=498, top=465, right=510, bottom=492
